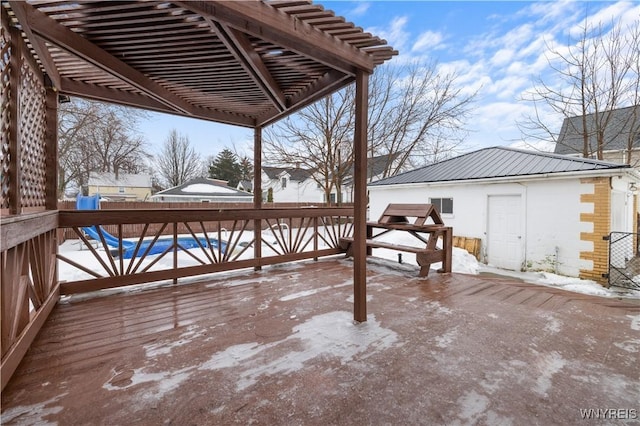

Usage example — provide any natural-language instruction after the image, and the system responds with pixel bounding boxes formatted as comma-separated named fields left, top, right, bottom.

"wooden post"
left=353, top=70, right=369, bottom=322
left=173, top=222, right=178, bottom=284
left=253, top=126, right=262, bottom=270
left=45, top=82, right=58, bottom=210
left=8, top=26, right=21, bottom=215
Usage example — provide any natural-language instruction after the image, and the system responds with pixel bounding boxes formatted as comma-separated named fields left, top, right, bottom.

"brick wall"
left=579, top=177, right=610, bottom=283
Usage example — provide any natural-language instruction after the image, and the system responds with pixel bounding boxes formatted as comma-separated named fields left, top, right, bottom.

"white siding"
left=368, top=175, right=635, bottom=277
left=261, top=171, right=328, bottom=203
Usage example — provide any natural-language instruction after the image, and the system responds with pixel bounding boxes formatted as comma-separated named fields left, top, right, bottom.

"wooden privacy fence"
left=452, top=236, right=482, bottom=260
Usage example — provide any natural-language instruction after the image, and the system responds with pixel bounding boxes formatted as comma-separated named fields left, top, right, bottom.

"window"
left=118, top=186, right=125, bottom=194
left=281, top=177, right=287, bottom=188
left=430, top=197, right=453, bottom=214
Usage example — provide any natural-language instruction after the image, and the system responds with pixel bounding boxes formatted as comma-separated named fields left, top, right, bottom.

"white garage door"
left=487, top=195, right=523, bottom=271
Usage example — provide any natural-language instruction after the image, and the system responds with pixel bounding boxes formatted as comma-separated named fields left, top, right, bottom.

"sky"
left=137, top=0, right=640, bottom=160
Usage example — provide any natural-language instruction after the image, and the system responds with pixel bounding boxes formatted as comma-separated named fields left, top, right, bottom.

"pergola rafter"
left=3, top=0, right=395, bottom=127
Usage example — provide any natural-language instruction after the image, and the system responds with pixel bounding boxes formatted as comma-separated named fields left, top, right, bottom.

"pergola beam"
left=7, top=4, right=60, bottom=88
left=178, top=0, right=375, bottom=75
left=209, top=21, right=287, bottom=111
left=258, top=70, right=352, bottom=127
left=59, top=78, right=255, bottom=127
left=174, top=0, right=288, bottom=113
left=9, top=1, right=194, bottom=116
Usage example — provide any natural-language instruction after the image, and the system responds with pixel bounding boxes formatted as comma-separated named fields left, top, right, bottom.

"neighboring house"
left=262, top=166, right=322, bottom=203
left=150, top=177, right=253, bottom=203
left=368, top=146, right=640, bottom=283
left=237, top=180, right=253, bottom=193
left=262, top=153, right=401, bottom=204
left=554, top=105, right=640, bottom=165
left=88, top=172, right=153, bottom=201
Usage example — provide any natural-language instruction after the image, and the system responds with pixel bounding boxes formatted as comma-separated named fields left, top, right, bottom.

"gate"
left=606, top=232, right=640, bottom=290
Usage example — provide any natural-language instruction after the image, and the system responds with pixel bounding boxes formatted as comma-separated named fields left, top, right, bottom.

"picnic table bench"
left=339, top=203, right=452, bottom=277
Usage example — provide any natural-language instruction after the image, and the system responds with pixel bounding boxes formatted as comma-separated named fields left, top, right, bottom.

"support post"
left=253, top=126, right=263, bottom=270
left=45, top=82, right=58, bottom=210
left=353, top=70, right=369, bottom=322
left=8, top=26, right=21, bottom=215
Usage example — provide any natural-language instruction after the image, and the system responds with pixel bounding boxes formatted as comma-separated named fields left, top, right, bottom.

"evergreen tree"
left=209, top=149, right=243, bottom=187
left=239, top=156, right=253, bottom=182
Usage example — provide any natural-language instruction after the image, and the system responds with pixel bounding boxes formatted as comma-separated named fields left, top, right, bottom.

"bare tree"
left=264, top=89, right=354, bottom=204
left=264, top=60, right=476, bottom=202
left=368, top=61, right=474, bottom=175
left=519, top=19, right=640, bottom=160
left=155, top=129, right=202, bottom=188
left=57, top=98, right=149, bottom=197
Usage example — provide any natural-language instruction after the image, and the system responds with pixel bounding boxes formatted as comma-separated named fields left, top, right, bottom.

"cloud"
left=347, top=2, right=370, bottom=17
left=490, top=48, right=515, bottom=67
left=411, top=30, right=446, bottom=53
left=491, top=76, right=530, bottom=101
left=368, top=16, right=410, bottom=54
left=526, top=0, right=580, bottom=26
left=576, top=1, right=636, bottom=35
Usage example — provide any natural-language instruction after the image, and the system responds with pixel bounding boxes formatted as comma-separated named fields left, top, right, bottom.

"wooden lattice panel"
left=0, top=22, right=10, bottom=210
left=19, top=53, right=47, bottom=209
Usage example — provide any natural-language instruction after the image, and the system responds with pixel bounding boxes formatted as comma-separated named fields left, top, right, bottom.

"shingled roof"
left=262, top=166, right=314, bottom=182
left=554, top=106, right=640, bottom=156
left=369, top=146, right=630, bottom=186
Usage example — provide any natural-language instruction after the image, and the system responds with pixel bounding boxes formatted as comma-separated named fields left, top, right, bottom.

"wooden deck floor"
left=2, top=257, right=639, bottom=425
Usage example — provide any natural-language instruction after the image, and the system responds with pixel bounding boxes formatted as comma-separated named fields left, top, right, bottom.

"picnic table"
left=340, top=203, right=452, bottom=277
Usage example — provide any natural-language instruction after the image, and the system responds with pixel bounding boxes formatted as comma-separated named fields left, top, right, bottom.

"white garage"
left=368, top=146, right=640, bottom=282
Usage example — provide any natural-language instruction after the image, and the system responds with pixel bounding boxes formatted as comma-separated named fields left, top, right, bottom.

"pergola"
left=0, top=1, right=396, bottom=390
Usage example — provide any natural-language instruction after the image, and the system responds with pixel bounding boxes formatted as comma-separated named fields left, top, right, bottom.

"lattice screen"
left=19, top=52, right=47, bottom=208
left=0, top=23, right=10, bottom=210
left=0, top=19, right=48, bottom=212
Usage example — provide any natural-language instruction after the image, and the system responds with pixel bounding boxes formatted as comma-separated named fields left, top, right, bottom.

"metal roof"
left=3, top=0, right=397, bottom=128
left=369, top=146, right=631, bottom=186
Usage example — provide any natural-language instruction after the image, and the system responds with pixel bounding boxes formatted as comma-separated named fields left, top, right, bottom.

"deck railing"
left=1, top=211, right=60, bottom=389
left=57, top=207, right=354, bottom=295
left=2, top=207, right=354, bottom=389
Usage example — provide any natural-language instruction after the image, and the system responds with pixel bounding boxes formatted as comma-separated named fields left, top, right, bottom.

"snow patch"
left=144, top=325, right=205, bottom=358
left=533, top=351, right=566, bottom=397
left=0, top=394, right=66, bottom=425
left=456, top=390, right=490, bottom=423
left=181, top=183, right=237, bottom=194
left=435, top=327, right=458, bottom=349
left=627, top=314, right=640, bottom=331
left=541, top=313, right=562, bottom=334
left=613, top=339, right=640, bottom=353
left=103, top=366, right=193, bottom=404
left=199, top=311, right=400, bottom=391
